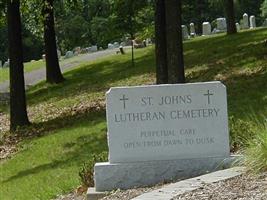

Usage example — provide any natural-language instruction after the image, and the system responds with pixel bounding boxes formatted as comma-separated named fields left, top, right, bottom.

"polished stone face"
left=106, top=81, right=230, bottom=163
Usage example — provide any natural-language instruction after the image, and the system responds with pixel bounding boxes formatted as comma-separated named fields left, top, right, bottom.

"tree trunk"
left=165, top=0, right=185, bottom=83
left=7, top=0, right=30, bottom=131
left=195, top=0, right=203, bottom=35
left=155, top=0, right=168, bottom=84
left=43, top=0, right=64, bottom=83
left=226, top=0, right=237, bottom=34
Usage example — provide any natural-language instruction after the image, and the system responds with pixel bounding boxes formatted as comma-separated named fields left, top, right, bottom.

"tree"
left=225, top=0, right=237, bottom=34
left=43, top=0, right=64, bottom=83
left=261, top=0, right=267, bottom=17
left=155, top=0, right=167, bottom=84
left=155, top=0, right=185, bottom=84
left=113, top=0, right=148, bottom=67
left=7, top=0, right=30, bottom=130
left=165, top=0, right=185, bottom=83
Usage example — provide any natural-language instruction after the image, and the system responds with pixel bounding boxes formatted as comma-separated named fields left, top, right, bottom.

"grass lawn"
left=0, top=60, right=45, bottom=83
left=1, top=28, right=267, bottom=200
left=0, top=54, right=99, bottom=83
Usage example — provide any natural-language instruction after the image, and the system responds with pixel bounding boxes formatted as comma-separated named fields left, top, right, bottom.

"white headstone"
left=64, top=51, right=74, bottom=59
left=235, top=22, right=240, bottom=31
left=243, top=13, right=249, bottom=29
left=182, top=25, right=190, bottom=40
left=202, top=22, right=211, bottom=36
left=113, top=42, right=120, bottom=48
left=91, top=45, right=98, bottom=52
left=189, top=23, right=196, bottom=36
left=3, top=59, right=9, bottom=68
left=57, top=49, right=61, bottom=58
left=262, top=18, right=267, bottom=27
left=250, top=15, right=256, bottom=29
left=106, top=82, right=229, bottom=163
left=120, top=42, right=126, bottom=46
left=108, top=43, right=114, bottom=49
left=216, top=18, right=227, bottom=32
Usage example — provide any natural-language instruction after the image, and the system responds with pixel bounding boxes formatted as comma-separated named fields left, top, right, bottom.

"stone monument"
left=202, top=22, right=211, bottom=36
left=93, top=81, right=236, bottom=192
left=250, top=15, right=256, bottom=29
left=216, top=18, right=227, bottom=33
left=182, top=25, right=190, bottom=40
left=190, top=23, right=196, bottom=37
left=91, top=45, right=98, bottom=52
left=243, top=13, right=249, bottom=29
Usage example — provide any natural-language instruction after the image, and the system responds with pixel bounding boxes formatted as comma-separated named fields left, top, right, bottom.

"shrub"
left=229, top=116, right=256, bottom=152
left=243, top=123, right=267, bottom=173
left=79, top=151, right=108, bottom=187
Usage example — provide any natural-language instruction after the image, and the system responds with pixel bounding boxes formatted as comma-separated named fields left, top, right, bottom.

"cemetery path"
left=0, top=47, right=129, bottom=93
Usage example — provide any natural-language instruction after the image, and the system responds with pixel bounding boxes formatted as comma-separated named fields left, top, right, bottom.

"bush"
left=229, top=116, right=256, bottom=152
left=243, top=123, right=267, bottom=173
left=79, top=151, right=108, bottom=187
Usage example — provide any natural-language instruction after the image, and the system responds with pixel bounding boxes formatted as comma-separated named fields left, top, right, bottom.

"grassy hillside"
left=0, top=28, right=267, bottom=200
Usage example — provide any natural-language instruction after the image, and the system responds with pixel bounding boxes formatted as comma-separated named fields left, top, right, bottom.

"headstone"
left=42, top=54, right=46, bottom=61
left=182, top=25, right=190, bottom=40
left=146, top=38, right=152, bottom=45
left=74, top=47, right=81, bottom=55
left=91, top=45, right=98, bottom=52
left=235, top=22, right=240, bottom=31
left=57, top=49, right=61, bottom=59
left=242, top=13, right=249, bottom=29
left=202, top=22, right=211, bottom=36
left=113, top=42, right=120, bottom=48
left=262, top=18, right=267, bottom=27
left=64, top=51, right=74, bottom=59
left=189, top=23, right=196, bottom=37
left=250, top=15, right=256, bottom=29
left=94, top=81, right=235, bottom=192
left=108, top=43, right=114, bottom=49
left=120, top=42, right=126, bottom=47
left=0, top=60, right=2, bottom=68
left=3, top=59, right=9, bottom=68
left=216, top=18, right=227, bottom=33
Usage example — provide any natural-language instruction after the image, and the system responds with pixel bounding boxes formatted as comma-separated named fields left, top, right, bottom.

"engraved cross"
left=120, top=94, right=129, bottom=109
left=204, top=90, right=213, bottom=104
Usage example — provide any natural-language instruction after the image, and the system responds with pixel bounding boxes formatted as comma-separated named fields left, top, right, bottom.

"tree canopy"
left=0, top=0, right=266, bottom=62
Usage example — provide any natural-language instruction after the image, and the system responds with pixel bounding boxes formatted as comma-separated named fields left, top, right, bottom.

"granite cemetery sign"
left=94, top=81, right=234, bottom=191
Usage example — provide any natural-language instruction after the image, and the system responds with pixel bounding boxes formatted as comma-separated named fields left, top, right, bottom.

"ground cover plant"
left=0, top=28, right=267, bottom=199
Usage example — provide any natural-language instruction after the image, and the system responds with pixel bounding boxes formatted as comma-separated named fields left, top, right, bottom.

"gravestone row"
left=181, top=13, right=263, bottom=40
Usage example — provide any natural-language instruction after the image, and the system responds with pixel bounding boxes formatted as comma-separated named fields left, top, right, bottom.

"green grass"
left=0, top=54, right=99, bottom=83
left=1, top=28, right=267, bottom=199
left=243, top=122, right=267, bottom=173
left=0, top=112, right=107, bottom=199
left=0, top=60, right=45, bottom=83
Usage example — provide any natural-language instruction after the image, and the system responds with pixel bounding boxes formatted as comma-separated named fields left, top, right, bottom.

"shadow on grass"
left=27, top=49, right=155, bottom=106
left=2, top=113, right=108, bottom=183
left=185, top=28, right=267, bottom=69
